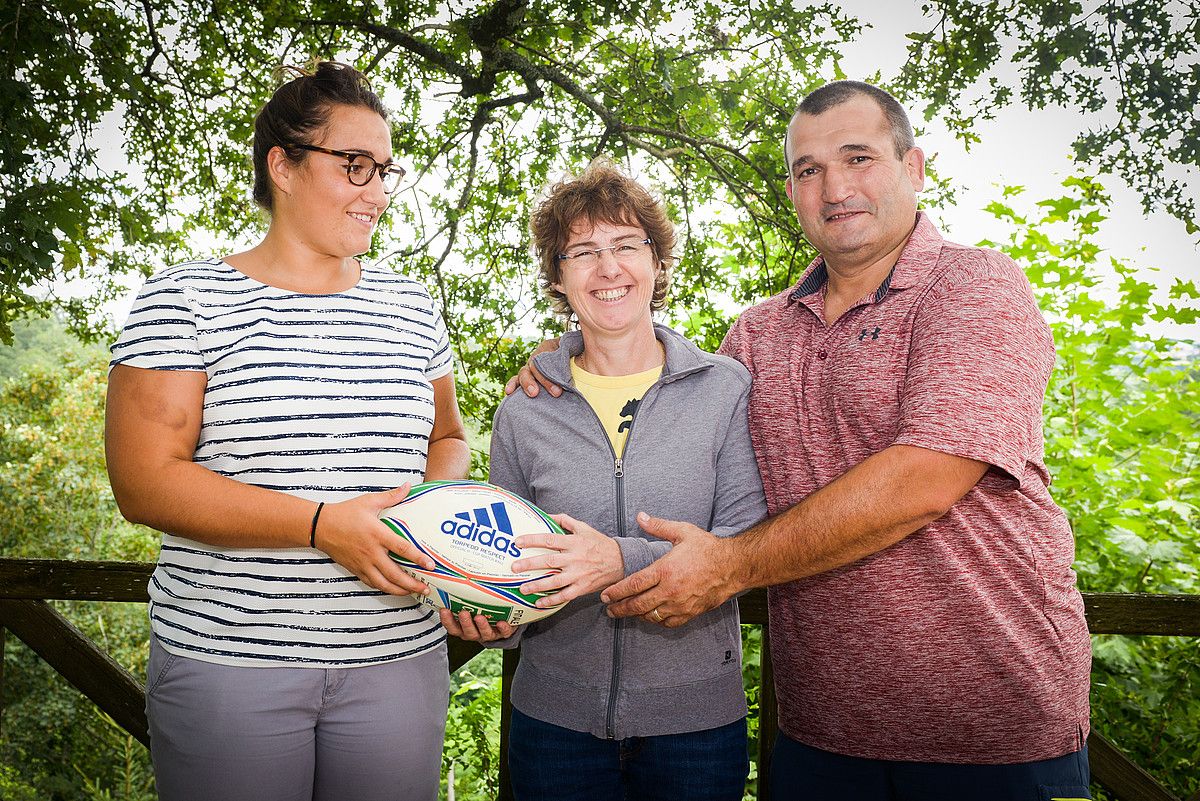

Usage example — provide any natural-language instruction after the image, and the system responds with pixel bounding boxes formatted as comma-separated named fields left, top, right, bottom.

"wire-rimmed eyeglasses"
left=295, top=145, right=406, bottom=194
left=557, top=238, right=654, bottom=268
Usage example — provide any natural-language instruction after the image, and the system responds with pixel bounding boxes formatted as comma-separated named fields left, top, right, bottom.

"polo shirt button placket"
left=816, top=331, right=836, bottom=362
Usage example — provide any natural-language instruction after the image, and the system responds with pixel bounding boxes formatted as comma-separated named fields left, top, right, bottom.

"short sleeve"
left=109, top=271, right=205, bottom=372
left=425, top=300, right=453, bottom=381
left=894, top=254, right=1054, bottom=486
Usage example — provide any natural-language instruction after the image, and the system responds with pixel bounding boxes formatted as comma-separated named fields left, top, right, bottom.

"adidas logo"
left=439, top=502, right=521, bottom=558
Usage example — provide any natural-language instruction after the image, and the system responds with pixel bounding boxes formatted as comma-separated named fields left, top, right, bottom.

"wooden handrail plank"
left=0, top=599, right=148, bottom=747
left=0, top=558, right=152, bottom=602
left=1083, top=592, right=1200, bottom=636
left=739, top=589, right=768, bottom=625
left=1090, top=730, right=1181, bottom=801
left=3, top=559, right=1199, bottom=637
left=738, top=588, right=1200, bottom=635
left=0, top=625, right=6, bottom=738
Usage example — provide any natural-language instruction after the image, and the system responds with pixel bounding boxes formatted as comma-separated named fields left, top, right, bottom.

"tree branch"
left=138, top=0, right=164, bottom=79
left=299, top=17, right=477, bottom=84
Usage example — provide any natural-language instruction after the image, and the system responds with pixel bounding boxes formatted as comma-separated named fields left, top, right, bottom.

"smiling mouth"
left=348, top=212, right=374, bottom=225
left=592, top=287, right=629, bottom=302
left=826, top=211, right=863, bottom=222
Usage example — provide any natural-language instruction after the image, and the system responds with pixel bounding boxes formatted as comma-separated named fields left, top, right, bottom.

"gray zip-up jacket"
left=487, top=323, right=768, bottom=739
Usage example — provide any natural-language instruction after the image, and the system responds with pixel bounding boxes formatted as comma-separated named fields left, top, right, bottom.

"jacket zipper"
left=606, top=453, right=625, bottom=739
left=553, top=381, right=628, bottom=740
left=603, top=377, right=660, bottom=740
left=572, top=382, right=647, bottom=740
left=549, top=350, right=690, bottom=740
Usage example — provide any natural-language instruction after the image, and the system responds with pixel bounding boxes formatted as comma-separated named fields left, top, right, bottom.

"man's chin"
left=817, top=236, right=872, bottom=259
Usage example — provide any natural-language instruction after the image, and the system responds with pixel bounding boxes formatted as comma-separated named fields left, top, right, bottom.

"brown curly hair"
left=530, top=161, right=676, bottom=319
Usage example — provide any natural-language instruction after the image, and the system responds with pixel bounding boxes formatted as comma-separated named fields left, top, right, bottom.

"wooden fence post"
left=0, top=599, right=148, bottom=747
left=498, top=648, right=520, bottom=801
left=0, top=624, right=6, bottom=738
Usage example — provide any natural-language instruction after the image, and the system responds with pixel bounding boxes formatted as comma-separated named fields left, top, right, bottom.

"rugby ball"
left=380, top=480, right=568, bottom=624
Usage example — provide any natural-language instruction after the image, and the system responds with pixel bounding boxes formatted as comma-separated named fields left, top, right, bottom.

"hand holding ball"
left=380, top=481, right=569, bottom=624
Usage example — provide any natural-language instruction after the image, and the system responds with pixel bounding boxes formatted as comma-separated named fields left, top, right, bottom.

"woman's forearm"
left=423, top=435, right=471, bottom=482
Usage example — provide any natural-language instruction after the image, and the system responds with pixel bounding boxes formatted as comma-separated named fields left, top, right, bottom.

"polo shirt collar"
left=787, top=211, right=944, bottom=305
left=888, top=210, right=943, bottom=291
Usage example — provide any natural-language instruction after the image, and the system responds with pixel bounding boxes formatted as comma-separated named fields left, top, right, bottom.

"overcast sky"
left=835, top=1, right=1198, bottom=338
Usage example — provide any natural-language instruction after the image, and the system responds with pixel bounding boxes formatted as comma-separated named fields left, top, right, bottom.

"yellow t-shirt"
left=570, top=358, right=662, bottom=457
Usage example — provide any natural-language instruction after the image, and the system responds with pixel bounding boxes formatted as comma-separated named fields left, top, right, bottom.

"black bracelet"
left=309, top=502, right=325, bottom=549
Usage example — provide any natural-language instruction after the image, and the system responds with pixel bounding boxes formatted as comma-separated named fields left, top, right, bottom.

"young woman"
left=105, top=62, right=468, bottom=801
left=444, top=162, right=767, bottom=801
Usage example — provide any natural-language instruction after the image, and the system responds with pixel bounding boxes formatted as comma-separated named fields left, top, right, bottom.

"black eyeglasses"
left=295, top=145, right=406, bottom=193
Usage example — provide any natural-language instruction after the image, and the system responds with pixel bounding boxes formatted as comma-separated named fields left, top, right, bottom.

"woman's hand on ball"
left=314, top=484, right=435, bottom=597
left=439, top=609, right=516, bottom=642
left=512, top=514, right=624, bottom=607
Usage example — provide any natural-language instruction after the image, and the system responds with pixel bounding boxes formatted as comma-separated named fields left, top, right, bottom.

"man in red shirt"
left=585, top=82, right=1091, bottom=798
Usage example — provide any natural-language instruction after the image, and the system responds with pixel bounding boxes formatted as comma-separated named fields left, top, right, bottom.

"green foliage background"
left=1, top=179, right=1198, bottom=799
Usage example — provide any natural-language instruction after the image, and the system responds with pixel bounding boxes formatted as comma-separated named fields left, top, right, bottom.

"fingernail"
left=637, top=512, right=649, bottom=523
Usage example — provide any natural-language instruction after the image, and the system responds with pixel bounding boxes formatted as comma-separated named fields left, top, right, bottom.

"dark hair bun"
left=251, top=61, right=389, bottom=212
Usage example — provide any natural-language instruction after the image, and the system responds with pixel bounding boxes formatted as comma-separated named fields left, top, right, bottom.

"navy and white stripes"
left=110, top=258, right=451, bottom=666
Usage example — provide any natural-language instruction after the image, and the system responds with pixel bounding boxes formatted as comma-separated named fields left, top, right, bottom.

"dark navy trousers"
left=507, top=707, right=749, bottom=801
left=769, top=731, right=1092, bottom=801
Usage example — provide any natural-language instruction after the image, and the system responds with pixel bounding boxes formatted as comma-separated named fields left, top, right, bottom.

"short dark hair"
left=785, top=80, right=915, bottom=167
left=252, top=61, right=389, bottom=212
left=530, top=161, right=676, bottom=319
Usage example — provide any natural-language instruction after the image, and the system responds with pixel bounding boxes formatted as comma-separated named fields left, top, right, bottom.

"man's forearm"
left=730, top=444, right=987, bottom=590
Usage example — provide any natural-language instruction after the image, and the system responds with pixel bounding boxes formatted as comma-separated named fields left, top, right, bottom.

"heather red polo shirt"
left=720, top=212, right=1091, bottom=763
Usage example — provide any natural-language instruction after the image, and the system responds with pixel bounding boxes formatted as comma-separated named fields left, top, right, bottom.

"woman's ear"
left=266, top=146, right=294, bottom=200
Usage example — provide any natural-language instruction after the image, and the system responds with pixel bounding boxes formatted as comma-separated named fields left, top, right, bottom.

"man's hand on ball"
left=511, top=514, right=624, bottom=607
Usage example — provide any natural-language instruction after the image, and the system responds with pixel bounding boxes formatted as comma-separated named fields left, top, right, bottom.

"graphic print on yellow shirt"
left=570, top=359, right=662, bottom=457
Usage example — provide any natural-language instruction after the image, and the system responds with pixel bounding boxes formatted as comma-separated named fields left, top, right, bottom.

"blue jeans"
left=508, top=708, right=749, bottom=801
left=769, top=732, right=1092, bottom=801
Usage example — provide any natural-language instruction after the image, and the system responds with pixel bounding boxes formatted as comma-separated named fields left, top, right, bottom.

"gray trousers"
left=146, top=635, right=449, bottom=801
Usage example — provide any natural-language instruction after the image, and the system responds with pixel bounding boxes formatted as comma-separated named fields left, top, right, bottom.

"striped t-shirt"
left=110, top=258, right=452, bottom=667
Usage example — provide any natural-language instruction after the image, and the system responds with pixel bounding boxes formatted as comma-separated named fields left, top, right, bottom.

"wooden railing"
left=2, top=557, right=1199, bottom=801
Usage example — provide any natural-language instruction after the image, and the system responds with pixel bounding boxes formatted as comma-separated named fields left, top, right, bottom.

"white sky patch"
left=835, top=0, right=1198, bottom=339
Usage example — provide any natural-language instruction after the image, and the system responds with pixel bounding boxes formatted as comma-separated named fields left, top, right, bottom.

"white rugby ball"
left=380, top=480, right=568, bottom=624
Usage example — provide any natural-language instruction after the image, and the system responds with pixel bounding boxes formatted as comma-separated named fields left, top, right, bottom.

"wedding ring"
left=650, top=608, right=664, bottom=622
